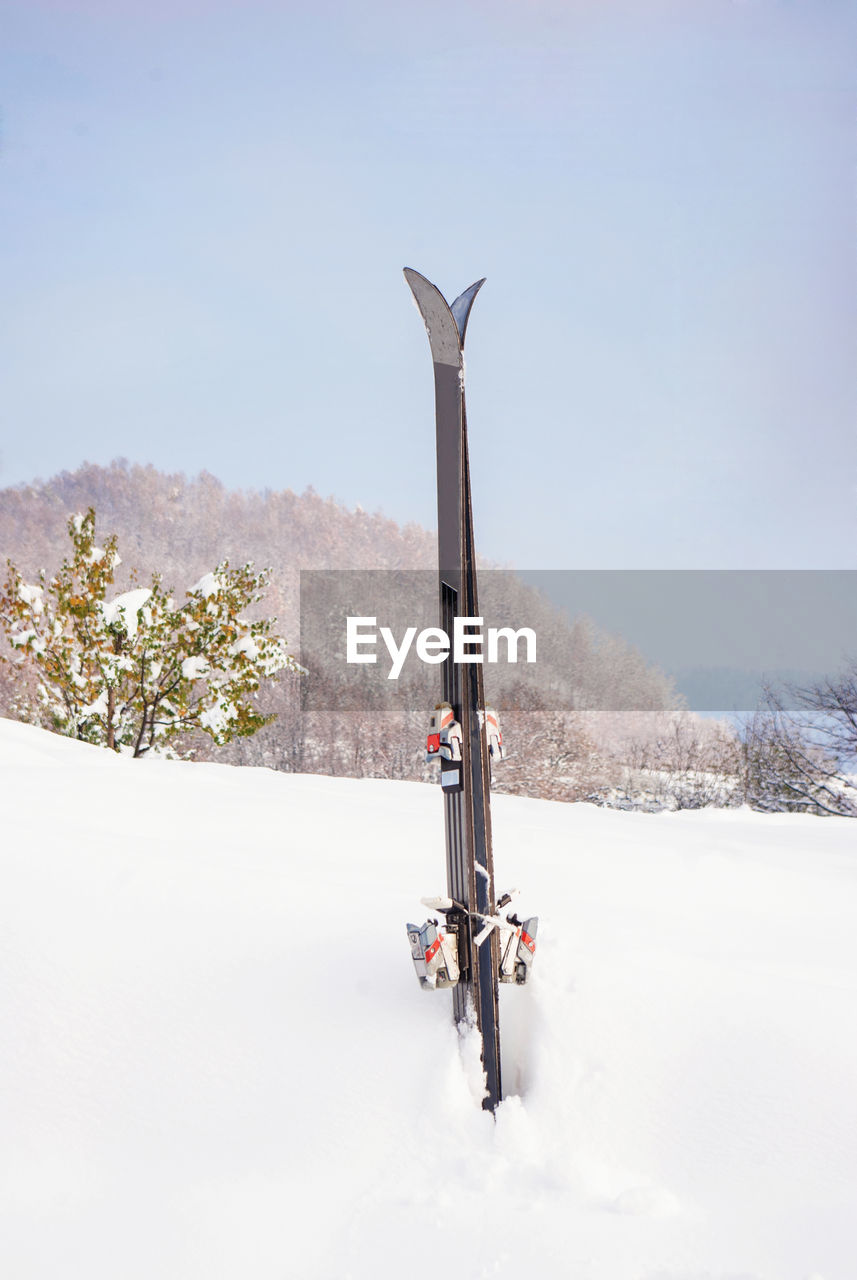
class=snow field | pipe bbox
[1,719,855,1280]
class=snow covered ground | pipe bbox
[2,718,855,1280]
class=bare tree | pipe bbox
[614,711,742,811]
[789,665,857,761]
[741,677,857,817]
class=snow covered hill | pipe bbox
[2,719,855,1280]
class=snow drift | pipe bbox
[1,719,855,1280]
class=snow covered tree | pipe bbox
[0,508,300,756]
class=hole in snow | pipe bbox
[499,983,538,1099]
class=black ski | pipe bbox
[404,267,502,1112]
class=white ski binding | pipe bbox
[497,913,538,984]
[479,705,507,761]
[406,908,462,990]
[408,892,537,989]
[426,702,462,764]
[473,891,538,985]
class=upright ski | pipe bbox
[402,268,502,1110]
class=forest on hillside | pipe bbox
[2,462,853,814]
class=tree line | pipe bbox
[1,462,854,815]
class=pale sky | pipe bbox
[2,0,855,569]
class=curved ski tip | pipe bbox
[402,267,449,310]
[403,266,432,289]
[403,269,486,345]
[403,268,461,366]
[450,278,486,346]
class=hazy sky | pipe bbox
[2,0,855,569]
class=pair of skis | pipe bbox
[403,269,537,1114]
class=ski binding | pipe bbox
[480,705,507,761]
[407,892,537,988]
[425,702,462,764]
[497,914,538,985]
[406,917,462,990]
[426,702,506,772]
